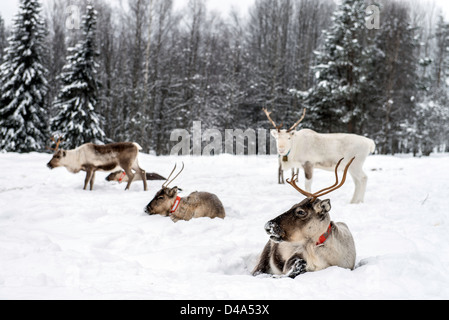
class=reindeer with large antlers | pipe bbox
[264,108,375,203]
[252,158,357,279]
[144,163,226,222]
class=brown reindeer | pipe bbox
[144,163,226,223]
[105,171,166,183]
[47,137,148,191]
[253,158,356,278]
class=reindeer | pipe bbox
[144,163,226,223]
[252,158,357,278]
[264,108,375,203]
[105,171,166,183]
[266,109,306,185]
[46,137,148,191]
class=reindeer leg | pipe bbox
[123,168,135,190]
[291,168,300,182]
[349,163,367,204]
[278,164,284,184]
[252,242,272,276]
[285,256,307,279]
[137,166,147,191]
[84,168,94,191]
[89,171,96,191]
[131,158,148,191]
[303,162,314,192]
[141,169,148,191]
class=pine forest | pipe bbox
[1,0,449,156]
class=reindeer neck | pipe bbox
[316,223,334,247]
[65,149,82,173]
[169,196,182,214]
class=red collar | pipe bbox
[170,196,181,214]
[118,172,126,183]
[316,224,333,246]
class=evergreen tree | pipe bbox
[412,14,449,155]
[369,1,419,154]
[0,15,6,62]
[51,5,106,149]
[0,0,48,152]
[434,15,449,89]
[0,14,5,106]
[305,0,372,134]
[413,91,449,156]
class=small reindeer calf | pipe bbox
[144,163,226,223]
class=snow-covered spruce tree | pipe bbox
[0,15,6,62]
[368,1,419,155]
[51,5,106,149]
[305,0,372,134]
[0,0,49,152]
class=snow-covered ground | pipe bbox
[0,152,448,300]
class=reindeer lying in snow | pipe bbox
[46,137,148,191]
[144,163,226,223]
[253,158,356,279]
[105,171,166,183]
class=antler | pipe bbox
[47,136,64,152]
[263,108,283,132]
[163,162,185,188]
[312,158,345,196]
[286,157,355,201]
[313,157,355,199]
[263,108,306,133]
[287,173,315,199]
[287,108,307,132]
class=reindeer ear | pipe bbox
[320,200,331,213]
[168,187,179,197]
[314,199,331,213]
[271,129,279,138]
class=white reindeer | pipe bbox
[264,109,375,204]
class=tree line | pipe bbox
[1,0,448,155]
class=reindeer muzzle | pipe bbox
[144,205,154,215]
[47,162,54,170]
[265,221,285,243]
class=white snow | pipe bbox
[1,152,449,300]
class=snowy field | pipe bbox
[0,152,449,300]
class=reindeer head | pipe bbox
[145,187,180,216]
[46,137,66,169]
[265,158,354,244]
[105,171,126,182]
[263,108,306,157]
[265,198,332,244]
[144,163,184,216]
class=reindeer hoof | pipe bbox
[287,259,307,279]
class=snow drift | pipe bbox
[0,152,448,300]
